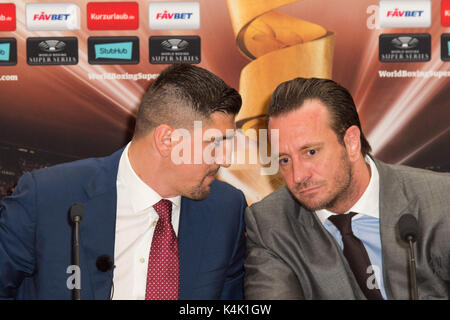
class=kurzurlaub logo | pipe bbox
[88,37,139,65]
[26,3,80,31]
[442,0,450,26]
[0,3,16,31]
[379,0,431,28]
[87,2,139,30]
[149,2,200,30]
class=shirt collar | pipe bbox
[315,156,380,223]
[117,142,181,213]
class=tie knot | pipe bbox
[328,211,358,235]
[153,199,172,221]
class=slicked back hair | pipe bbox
[133,63,242,139]
[267,77,372,157]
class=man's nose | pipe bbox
[214,143,233,168]
[215,152,232,168]
[292,159,311,185]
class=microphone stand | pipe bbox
[73,216,81,300]
[407,235,418,300]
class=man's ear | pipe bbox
[153,124,174,157]
[343,125,362,162]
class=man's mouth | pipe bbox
[296,184,323,195]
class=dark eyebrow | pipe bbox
[275,143,324,158]
[204,133,235,142]
[300,143,323,150]
[275,152,288,158]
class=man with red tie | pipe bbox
[0,63,246,300]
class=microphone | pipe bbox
[96,254,114,272]
[398,214,419,300]
[69,203,84,300]
[96,254,115,300]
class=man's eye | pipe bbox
[308,149,316,156]
[279,158,289,164]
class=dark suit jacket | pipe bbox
[244,159,450,299]
[0,148,246,300]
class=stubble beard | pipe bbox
[294,152,354,212]
[186,168,220,201]
[188,184,211,201]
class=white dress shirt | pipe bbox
[315,156,387,299]
[315,156,380,222]
[112,143,181,300]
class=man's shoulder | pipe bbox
[16,148,124,198]
[249,185,293,211]
[246,186,301,227]
[33,157,99,177]
[209,178,245,202]
[375,159,450,186]
[190,179,246,222]
[203,179,247,212]
[375,159,450,203]
[32,148,123,180]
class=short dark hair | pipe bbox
[134,63,242,139]
[268,77,372,156]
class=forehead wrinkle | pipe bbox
[271,101,335,157]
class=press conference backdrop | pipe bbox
[0,0,449,204]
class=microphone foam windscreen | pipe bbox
[69,203,85,222]
[96,254,114,272]
[398,214,419,243]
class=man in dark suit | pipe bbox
[0,63,247,300]
[244,77,450,299]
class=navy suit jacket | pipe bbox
[0,148,246,300]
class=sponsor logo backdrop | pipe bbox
[0,0,449,203]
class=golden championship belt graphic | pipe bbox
[220,0,335,204]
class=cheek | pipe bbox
[279,166,294,185]
[185,165,208,180]
[310,152,337,179]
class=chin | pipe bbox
[186,186,211,201]
[294,194,330,212]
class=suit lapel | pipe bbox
[79,148,123,300]
[375,159,420,300]
[177,197,214,299]
[283,187,365,299]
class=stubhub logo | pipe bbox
[379,0,431,28]
[0,43,10,61]
[149,2,200,30]
[26,3,80,31]
[0,38,16,65]
[88,36,139,65]
[95,42,132,60]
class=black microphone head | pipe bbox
[398,214,419,243]
[69,203,84,223]
[96,254,114,272]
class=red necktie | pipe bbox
[145,199,179,300]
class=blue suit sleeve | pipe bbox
[219,191,247,300]
[0,172,37,299]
